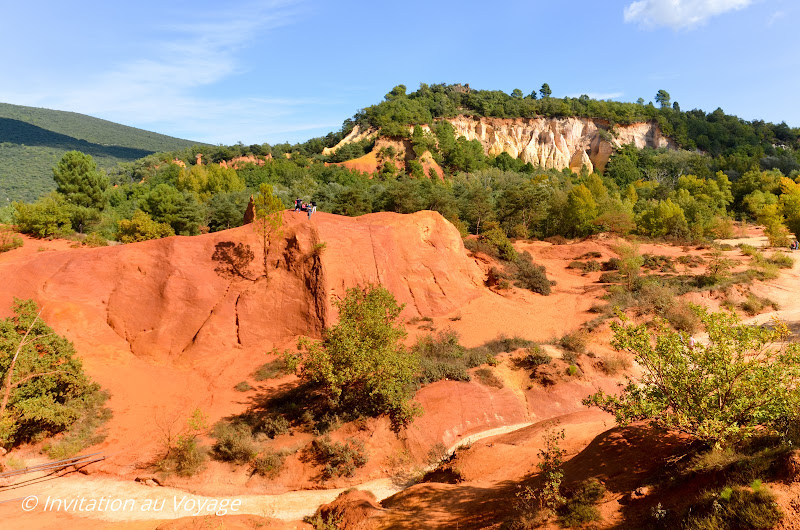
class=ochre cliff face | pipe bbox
[325,117,676,173]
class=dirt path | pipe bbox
[0,421,534,524]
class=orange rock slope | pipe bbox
[0,210,485,469]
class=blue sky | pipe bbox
[2,0,797,145]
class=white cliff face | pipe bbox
[321,125,379,156]
[445,116,675,173]
[324,117,675,173]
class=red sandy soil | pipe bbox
[1,217,799,528]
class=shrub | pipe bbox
[514,252,552,295]
[0,299,107,448]
[598,271,622,283]
[250,449,286,478]
[602,257,621,270]
[522,345,552,368]
[579,251,602,259]
[306,436,368,480]
[415,329,488,384]
[586,309,800,447]
[599,354,630,375]
[558,478,605,527]
[13,193,74,238]
[685,484,782,530]
[481,334,537,354]
[481,226,517,261]
[0,226,23,253]
[234,381,252,392]
[559,330,588,354]
[253,356,291,381]
[117,210,174,243]
[292,285,420,429]
[83,232,108,247]
[664,301,701,333]
[43,390,111,459]
[474,367,504,388]
[566,365,579,377]
[212,422,257,464]
[767,251,794,268]
[255,414,290,439]
[740,294,778,316]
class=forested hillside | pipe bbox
[6,83,800,253]
[0,102,205,202]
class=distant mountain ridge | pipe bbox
[0,102,206,202]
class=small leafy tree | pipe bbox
[537,427,567,513]
[290,285,420,429]
[0,299,105,447]
[13,193,74,238]
[585,309,800,447]
[252,183,285,279]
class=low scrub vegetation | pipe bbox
[304,436,368,480]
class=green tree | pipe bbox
[0,299,105,447]
[291,285,420,429]
[540,83,552,99]
[563,185,598,236]
[142,184,205,235]
[585,309,800,447]
[53,151,108,209]
[655,89,671,109]
[252,183,285,279]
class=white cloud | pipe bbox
[623,0,753,30]
[0,0,326,144]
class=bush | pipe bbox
[664,301,701,333]
[766,251,794,268]
[481,334,537,354]
[558,478,605,527]
[586,309,800,447]
[740,294,778,316]
[0,299,107,448]
[234,381,252,392]
[474,367,504,388]
[522,345,552,368]
[250,450,286,478]
[253,356,291,381]
[0,226,23,252]
[305,436,368,480]
[212,422,257,464]
[83,232,108,247]
[559,330,588,354]
[292,285,420,429]
[117,210,174,243]
[685,484,782,530]
[415,329,489,384]
[43,390,111,459]
[599,354,630,375]
[13,193,74,238]
[255,414,290,439]
[481,226,517,261]
[514,252,552,295]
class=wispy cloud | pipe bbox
[0,0,324,144]
[623,0,753,30]
[767,10,785,25]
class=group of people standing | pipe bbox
[293,198,317,219]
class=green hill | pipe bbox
[0,102,206,202]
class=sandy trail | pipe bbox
[0,421,534,524]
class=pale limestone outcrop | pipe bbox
[326,116,675,173]
[322,125,380,156]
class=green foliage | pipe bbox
[558,478,606,527]
[559,330,588,354]
[0,102,202,203]
[293,285,420,429]
[250,449,286,478]
[0,299,107,448]
[0,226,23,252]
[53,151,108,210]
[156,408,208,477]
[141,183,204,235]
[475,367,504,388]
[685,483,782,530]
[538,427,567,513]
[13,192,73,238]
[253,357,291,381]
[512,251,552,295]
[586,309,800,447]
[252,183,285,278]
[414,329,489,384]
[211,422,257,464]
[305,436,368,480]
[116,210,175,243]
[234,381,252,392]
